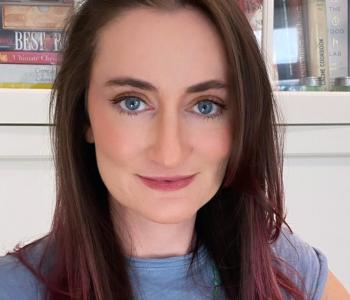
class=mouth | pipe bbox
[136,174,197,191]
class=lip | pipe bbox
[137,174,197,191]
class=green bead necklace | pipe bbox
[212,262,222,299]
[132,262,222,300]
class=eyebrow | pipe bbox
[105,76,227,93]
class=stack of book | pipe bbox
[273,0,349,91]
[0,0,74,88]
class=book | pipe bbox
[326,0,348,85]
[236,0,264,48]
[0,2,72,87]
[0,82,52,88]
[0,63,57,87]
[0,3,73,30]
[0,1,73,3]
[303,0,330,88]
[273,0,306,88]
[0,30,63,52]
[0,50,60,64]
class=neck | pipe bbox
[111,199,197,259]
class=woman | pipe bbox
[0,0,348,299]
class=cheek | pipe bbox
[194,124,232,191]
[89,102,146,165]
[194,125,232,164]
[89,106,147,204]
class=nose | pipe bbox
[148,110,190,168]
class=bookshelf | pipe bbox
[261,0,350,157]
[262,0,350,124]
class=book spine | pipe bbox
[326,0,348,84]
[0,30,63,52]
[273,0,306,86]
[292,0,307,80]
[0,64,57,84]
[0,82,53,88]
[0,1,73,3]
[305,0,330,87]
[0,51,60,64]
[1,3,73,30]
[236,0,246,11]
[237,0,264,47]
[242,0,263,13]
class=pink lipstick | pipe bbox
[137,174,196,191]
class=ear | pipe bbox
[85,126,95,144]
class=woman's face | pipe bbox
[86,7,232,225]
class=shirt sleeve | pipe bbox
[0,254,40,300]
[271,228,329,300]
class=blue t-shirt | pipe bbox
[0,229,328,299]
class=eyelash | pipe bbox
[108,93,227,120]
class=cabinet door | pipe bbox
[284,125,350,292]
[0,126,54,254]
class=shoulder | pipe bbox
[0,238,50,300]
[0,253,40,299]
[271,227,329,300]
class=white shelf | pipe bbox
[0,89,51,124]
[0,89,349,124]
[275,91,350,125]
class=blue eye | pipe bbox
[197,101,214,115]
[111,96,146,115]
[120,96,144,111]
[195,100,224,118]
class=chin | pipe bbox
[146,209,197,225]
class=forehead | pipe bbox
[90,7,228,92]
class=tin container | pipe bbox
[333,77,350,91]
[300,76,324,91]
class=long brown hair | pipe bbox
[9,0,306,299]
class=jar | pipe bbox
[333,77,350,91]
[300,77,324,91]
